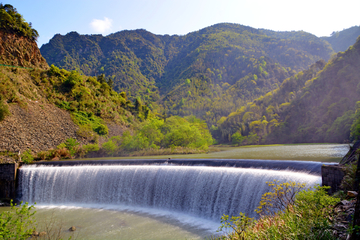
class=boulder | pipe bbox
[347,191,358,198]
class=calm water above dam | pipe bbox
[98,143,349,162]
[17,144,347,239]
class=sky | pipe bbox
[6,0,360,47]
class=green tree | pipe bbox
[231,132,244,145]
[0,4,39,40]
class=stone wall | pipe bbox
[0,163,18,199]
[322,164,345,194]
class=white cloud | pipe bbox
[90,17,113,33]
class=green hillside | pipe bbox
[0,4,215,159]
[322,26,360,52]
[40,23,335,125]
[218,36,360,144]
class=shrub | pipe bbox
[217,182,339,240]
[218,212,255,240]
[36,151,51,161]
[0,200,36,239]
[102,139,118,156]
[53,148,72,159]
[83,143,100,153]
[21,149,34,164]
[71,111,108,136]
[255,180,307,216]
[94,124,108,135]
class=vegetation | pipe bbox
[217,36,360,145]
[21,149,34,164]
[0,4,39,40]
[0,95,9,121]
[217,182,339,240]
[103,116,213,156]
[0,200,36,239]
[39,23,360,146]
[40,23,337,127]
[322,26,360,52]
[2,2,360,159]
[28,115,213,160]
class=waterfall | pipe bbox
[18,164,321,222]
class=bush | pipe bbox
[94,124,108,135]
[218,212,255,240]
[255,180,307,216]
[102,139,118,155]
[0,200,36,239]
[21,149,34,164]
[217,182,340,240]
[83,143,100,153]
[71,111,108,136]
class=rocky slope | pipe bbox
[0,100,79,153]
[0,31,48,69]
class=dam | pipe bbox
[17,159,322,225]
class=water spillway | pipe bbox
[18,163,321,225]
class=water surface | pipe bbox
[83,143,349,162]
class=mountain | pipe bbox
[0,4,143,155]
[218,36,360,144]
[321,26,360,52]
[40,23,335,125]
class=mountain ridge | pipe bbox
[40,23,337,125]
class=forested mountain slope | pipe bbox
[322,26,360,52]
[40,23,335,125]
[218,36,360,144]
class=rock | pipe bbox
[69,226,76,231]
[347,191,358,197]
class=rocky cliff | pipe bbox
[0,31,48,69]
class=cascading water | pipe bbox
[18,164,321,226]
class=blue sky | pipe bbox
[6,0,360,47]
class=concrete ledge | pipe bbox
[321,164,345,194]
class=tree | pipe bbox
[0,4,39,40]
